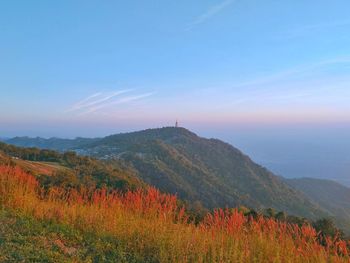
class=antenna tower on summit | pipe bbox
[175,120,179,128]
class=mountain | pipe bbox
[70,127,325,219]
[4,127,327,220]
[285,177,350,231]
[5,136,98,152]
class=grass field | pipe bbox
[1,164,349,262]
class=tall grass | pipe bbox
[0,165,349,262]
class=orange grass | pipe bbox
[0,165,349,262]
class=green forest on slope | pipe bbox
[72,127,325,219]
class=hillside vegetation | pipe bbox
[0,164,349,262]
[7,128,350,232]
[0,142,144,191]
[73,127,324,219]
[286,177,350,232]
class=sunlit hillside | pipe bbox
[0,165,349,262]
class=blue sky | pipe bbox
[1,0,350,137]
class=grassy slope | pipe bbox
[12,159,69,176]
[1,165,349,263]
[0,209,141,263]
[0,142,145,191]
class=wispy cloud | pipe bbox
[186,0,235,30]
[278,20,350,40]
[82,92,154,115]
[66,92,102,112]
[230,56,350,89]
[66,90,132,113]
[221,56,350,106]
[229,91,313,106]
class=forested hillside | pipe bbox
[285,177,350,231]
[71,127,325,219]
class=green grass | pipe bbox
[0,209,144,263]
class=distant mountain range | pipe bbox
[5,127,350,231]
[5,136,99,151]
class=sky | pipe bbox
[1,0,350,138]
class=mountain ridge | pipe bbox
[3,127,333,221]
[5,136,99,152]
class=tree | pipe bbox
[313,218,343,239]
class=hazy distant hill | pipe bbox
[285,177,350,231]
[5,136,98,152]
